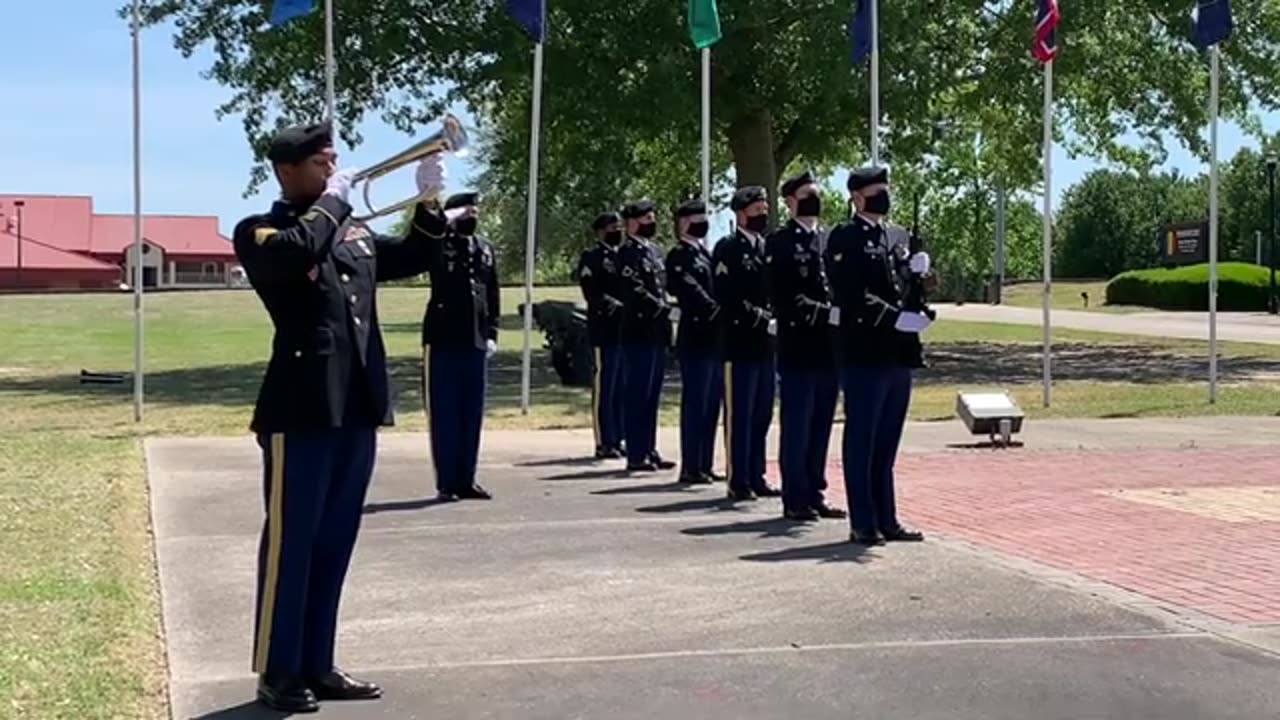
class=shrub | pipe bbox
[1105,262,1273,310]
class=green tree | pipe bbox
[1220,136,1280,265]
[1054,169,1206,278]
[137,0,1280,277]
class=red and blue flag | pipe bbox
[1033,0,1060,63]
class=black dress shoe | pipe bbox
[881,525,925,542]
[435,491,459,503]
[257,674,320,713]
[784,507,820,522]
[679,472,713,485]
[812,504,848,519]
[751,484,782,498]
[849,530,885,546]
[649,453,677,470]
[705,471,727,483]
[455,485,493,500]
[595,446,616,460]
[627,461,658,472]
[726,487,757,501]
[306,668,382,701]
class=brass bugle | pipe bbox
[351,114,468,221]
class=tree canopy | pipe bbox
[137,0,1280,276]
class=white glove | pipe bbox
[767,318,778,336]
[669,307,682,322]
[485,339,497,359]
[415,154,446,197]
[894,311,933,334]
[828,306,841,327]
[909,251,931,275]
[323,168,357,201]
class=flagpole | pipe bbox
[324,0,336,120]
[131,0,144,423]
[1208,44,1220,403]
[1041,57,1053,408]
[519,39,545,414]
[700,47,711,200]
[869,0,879,165]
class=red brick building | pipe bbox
[0,194,238,291]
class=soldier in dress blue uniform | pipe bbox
[824,166,931,546]
[617,200,677,472]
[576,211,628,460]
[664,198,724,485]
[420,191,500,502]
[766,170,848,521]
[713,186,782,501]
[232,121,444,712]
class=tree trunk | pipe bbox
[727,111,779,229]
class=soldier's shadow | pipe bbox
[188,701,289,719]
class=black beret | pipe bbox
[621,200,656,219]
[847,166,889,192]
[591,211,621,230]
[266,121,333,164]
[675,199,706,218]
[444,192,479,210]
[730,185,767,211]
[780,170,817,198]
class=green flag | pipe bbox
[689,0,722,49]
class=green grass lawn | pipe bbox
[4,286,1280,718]
[1000,278,1157,313]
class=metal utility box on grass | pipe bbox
[956,391,1025,446]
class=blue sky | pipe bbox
[2,1,1275,239]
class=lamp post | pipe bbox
[1268,154,1277,314]
[13,200,24,289]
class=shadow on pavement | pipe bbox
[514,456,602,468]
[681,517,813,539]
[363,497,455,514]
[635,496,743,514]
[740,540,875,564]
[539,467,634,481]
[188,701,289,720]
[590,482,701,496]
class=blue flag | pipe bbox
[270,0,315,26]
[849,0,873,65]
[1192,0,1233,48]
[508,0,546,43]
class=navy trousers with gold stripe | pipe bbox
[426,346,488,494]
[253,428,376,677]
[779,367,838,512]
[678,349,722,477]
[723,357,775,494]
[592,344,626,452]
[624,343,665,466]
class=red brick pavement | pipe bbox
[795,447,1280,625]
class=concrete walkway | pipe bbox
[945,304,1280,344]
[148,418,1280,719]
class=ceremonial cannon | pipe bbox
[518,300,595,388]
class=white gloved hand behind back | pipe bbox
[485,339,498,359]
[323,168,357,201]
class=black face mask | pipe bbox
[795,194,822,218]
[603,230,623,245]
[637,222,657,238]
[453,217,478,236]
[863,190,891,216]
[686,221,709,239]
[745,214,769,233]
